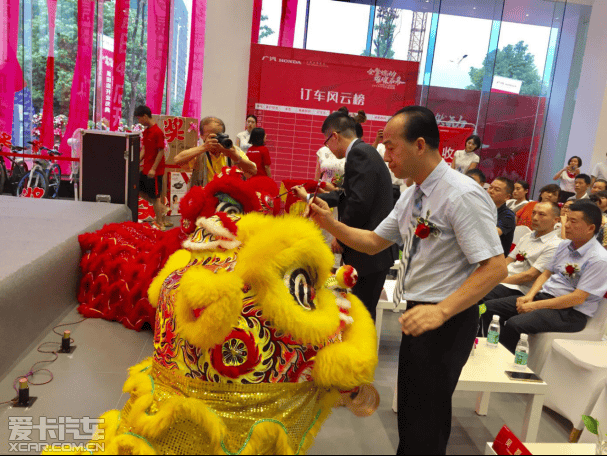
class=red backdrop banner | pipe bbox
[247,44,419,183]
[40,0,58,147]
[110,0,129,131]
[182,0,206,120]
[278,0,298,47]
[59,0,95,172]
[147,0,171,115]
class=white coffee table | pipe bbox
[392,338,548,442]
[484,442,596,455]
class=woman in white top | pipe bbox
[451,135,481,174]
[235,114,257,153]
[315,146,344,191]
[553,156,581,202]
[506,180,530,213]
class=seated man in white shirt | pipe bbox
[480,201,562,305]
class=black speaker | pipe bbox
[80,131,140,222]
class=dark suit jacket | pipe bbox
[318,139,395,276]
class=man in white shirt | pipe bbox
[306,106,506,455]
[567,174,591,201]
[481,202,562,305]
[591,153,607,186]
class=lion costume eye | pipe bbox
[215,192,244,215]
[285,268,316,311]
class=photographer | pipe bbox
[174,116,257,187]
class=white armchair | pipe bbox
[540,340,607,442]
[528,297,607,374]
[579,378,607,444]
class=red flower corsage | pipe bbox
[564,263,580,278]
[516,252,528,262]
[415,211,441,240]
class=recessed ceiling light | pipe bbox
[526,14,529,17]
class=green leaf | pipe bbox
[582,415,599,435]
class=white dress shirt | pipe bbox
[503,230,562,295]
[375,160,503,302]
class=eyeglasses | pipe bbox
[323,131,340,147]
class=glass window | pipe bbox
[259,0,281,46]
[304,0,371,56]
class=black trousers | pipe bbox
[481,292,588,353]
[352,268,390,321]
[478,285,524,336]
[397,304,478,455]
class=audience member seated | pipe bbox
[591,153,607,186]
[556,200,574,239]
[480,202,562,306]
[589,191,607,248]
[236,114,257,153]
[553,156,582,202]
[568,174,591,201]
[591,178,607,194]
[481,201,607,353]
[517,184,561,229]
[507,180,530,213]
[488,177,516,256]
[465,168,486,187]
[451,135,482,174]
[246,127,272,178]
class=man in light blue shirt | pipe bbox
[306,106,507,455]
[482,201,607,353]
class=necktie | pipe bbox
[393,185,424,306]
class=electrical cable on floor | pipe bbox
[0,317,87,407]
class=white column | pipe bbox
[565,0,607,173]
[200,0,254,138]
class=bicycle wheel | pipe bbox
[17,170,48,198]
[46,164,61,199]
[0,163,6,194]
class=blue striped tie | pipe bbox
[393,185,424,306]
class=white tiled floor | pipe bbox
[0,304,571,455]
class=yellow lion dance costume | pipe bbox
[48,173,378,455]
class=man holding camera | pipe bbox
[174,116,257,187]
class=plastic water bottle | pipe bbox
[487,315,500,348]
[514,334,530,370]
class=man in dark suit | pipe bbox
[294,111,395,320]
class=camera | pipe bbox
[215,133,233,150]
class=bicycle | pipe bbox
[0,145,29,196]
[17,144,62,199]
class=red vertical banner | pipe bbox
[182,0,206,120]
[251,0,263,45]
[0,0,19,136]
[147,0,171,114]
[40,0,58,147]
[278,0,298,47]
[110,0,129,131]
[60,0,95,161]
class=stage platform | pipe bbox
[0,196,131,379]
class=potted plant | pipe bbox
[582,415,606,455]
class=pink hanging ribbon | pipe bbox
[278,0,298,47]
[0,0,19,136]
[59,0,95,160]
[147,0,171,115]
[251,0,263,45]
[110,0,129,131]
[40,0,58,147]
[182,0,206,120]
